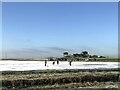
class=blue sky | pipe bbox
[2,2,118,58]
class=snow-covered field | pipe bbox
[0,60,119,71]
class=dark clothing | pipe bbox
[94,58,96,61]
[45,60,47,66]
[57,60,59,65]
[53,61,55,65]
[69,61,72,66]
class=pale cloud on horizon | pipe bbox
[1,45,118,58]
[1,46,74,58]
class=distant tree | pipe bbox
[92,55,98,58]
[66,54,74,61]
[89,55,92,58]
[63,52,69,57]
[99,56,106,58]
[81,51,88,55]
[81,51,89,58]
[73,53,81,57]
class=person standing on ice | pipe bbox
[45,60,47,66]
[57,60,59,65]
[53,61,55,65]
[69,60,72,66]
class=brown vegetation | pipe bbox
[1,71,119,89]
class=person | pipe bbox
[57,60,59,65]
[45,60,47,66]
[53,61,55,65]
[94,58,96,61]
[69,60,72,66]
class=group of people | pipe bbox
[44,60,72,66]
[52,60,59,65]
[44,60,60,66]
[45,58,97,66]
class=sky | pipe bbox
[2,2,118,58]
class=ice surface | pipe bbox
[0,60,119,71]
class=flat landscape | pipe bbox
[1,71,120,90]
[0,60,120,90]
[0,60,119,71]
[2,1,119,90]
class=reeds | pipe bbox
[1,72,119,89]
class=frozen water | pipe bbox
[0,60,119,71]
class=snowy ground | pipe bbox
[0,60,119,71]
